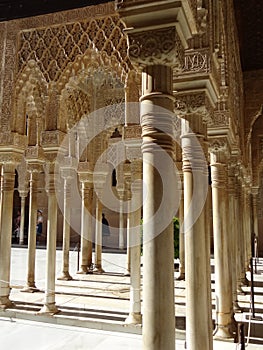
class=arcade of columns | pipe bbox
[0,1,261,350]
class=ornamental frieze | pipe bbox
[124,125,142,139]
[0,132,27,149]
[41,130,65,147]
[25,145,46,162]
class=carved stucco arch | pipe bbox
[13,60,48,136]
[256,158,263,188]
[247,104,263,147]
[57,48,129,165]
[247,104,263,186]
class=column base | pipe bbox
[77,265,88,274]
[0,296,15,309]
[21,286,40,293]
[241,276,249,286]
[57,272,73,281]
[125,312,142,325]
[93,265,105,274]
[213,325,234,339]
[233,300,242,313]
[38,303,59,315]
[176,273,185,281]
[77,266,93,274]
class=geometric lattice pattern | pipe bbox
[17,15,131,82]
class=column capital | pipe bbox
[128,26,184,70]
[60,166,76,181]
[44,161,57,194]
[209,138,229,163]
[25,145,46,163]
[251,186,259,196]
[1,163,16,191]
[175,90,213,125]
[27,163,43,174]
[0,153,22,167]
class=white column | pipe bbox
[141,65,175,350]
[58,171,74,281]
[125,161,142,324]
[23,169,39,291]
[125,194,131,276]
[119,196,125,249]
[0,163,16,308]
[181,116,212,350]
[210,150,234,338]
[228,163,241,312]
[93,197,104,273]
[19,192,27,245]
[252,188,259,257]
[177,188,185,280]
[39,164,58,314]
[236,180,247,289]
[78,182,93,274]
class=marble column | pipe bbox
[210,149,234,338]
[18,191,27,245]
[0,163,16,308]
[240,184,249,284]
[228,164,240,312]
[93,197,104,273]
[177,182,185,280]
[252,187,259,257]
[181,115,212,350]
[58,169,75,280]
[236,180,247,289]
[141,65,176,350]
[125,160,142,324]
[244,186,252,267]
[125,189,131,276]
[118,190,125,250]
[77,181,93,274]
[23,169,40,292]
[39,163,59,314]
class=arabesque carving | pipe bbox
[17,15,131,84]
[128,27,184,70]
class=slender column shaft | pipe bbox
[125,199,131,275]
[236,183,246,288]
[241,188,249,281]
[126,163,142,324]
[0,164,16,308]
[94,197,104,272]
[39,169,58,314]
[58,176,72,280]
[119,199,124,249]
[178,190,185,279]
[19,196,26,245]
[78,183,93,273]
[205,181,213,349]
[141,65,175,350]
[182,129,211,350]
[252,190,259,257]
[211,156,234,338]
[244,188,252,266]
[203,147,213,349]
[229,190,239,310]
[25,171,38,290]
